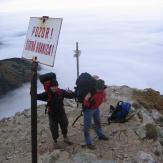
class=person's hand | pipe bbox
[66,88,73,93]
[84,92,91,100]
[30,87,31,95]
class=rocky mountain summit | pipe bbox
[0,57,40,97]
[0,86,163,163]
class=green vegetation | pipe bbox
[133,88,163,113]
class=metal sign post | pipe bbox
[23,16,62,163]
[74,42,81,108]
[74,42,81,78]
[30,57,38,163]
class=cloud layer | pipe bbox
[0,0,163,117]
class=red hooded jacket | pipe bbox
[83,90,106,109]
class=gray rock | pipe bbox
[156,126,163,139]
[22,109,31,118]
[153,141,163,157]
[134,151,156,163]
[58,151,70,160]
[73,152,116,163]
[138,109,154,125]
[42,150,61,163]
[56,152,117,163]
[145,123,157,140]
[56,160,73,163]
[151,110,163,119]
[64,99,76,108]
[93,161,116,163]
[72,152,97,163]
[135,123,158,140]
[150,110,163,122]
[156,126,163,146]
[135,126,146,139]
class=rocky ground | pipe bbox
[0,86,163,163]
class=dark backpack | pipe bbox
[75,72,97,103]
[96,79,107,91]
[108,101,131,123]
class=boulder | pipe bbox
[138,108,154,125]
[55,152,116,163]
[135,126,146,140]
[156,126,163,145]
[42,150,61,163]
[150,110,163,123]
[145,123,157,140]
[134,151,156,163]
[72,152,97,163]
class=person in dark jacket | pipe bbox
[37,79,75,148]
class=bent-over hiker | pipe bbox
[37,79,75,148]
[83,84,108,150]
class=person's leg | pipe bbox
[83,109,93,145]
[48,113,59,142]
[59,112,72,144]
[59,112,68,137]
[93,108,108,140]
[93,108,103,137]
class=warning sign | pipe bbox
[22,17,62,67]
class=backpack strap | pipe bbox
[117,101,123,107]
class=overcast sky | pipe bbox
[0,0,163,91]
[0,0,162,22]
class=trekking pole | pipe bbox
[31,56,38,163]
[72,110,83,127]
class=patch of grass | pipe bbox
[133,88,163,112]
[145,123,158,141]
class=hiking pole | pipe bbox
[72,110,83,127]
[31,56,38,163]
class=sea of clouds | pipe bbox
[0,0,163,118]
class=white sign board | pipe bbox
[22,17,62,67]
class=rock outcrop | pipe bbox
[0,86,163,163]
[0,57,41,97]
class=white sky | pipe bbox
[0,0,163,19]
[0,0,163,92]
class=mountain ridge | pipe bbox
[0,85,163,163]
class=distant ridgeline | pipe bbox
[0,58,41,97]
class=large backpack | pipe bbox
[75,72,97,103]
[96,79,107,91]
[108,101,131,123]
[39,72,56,92]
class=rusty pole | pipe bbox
[31,57,38,163]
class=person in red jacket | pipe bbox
[37,79,75,148]
[83,80,108,150]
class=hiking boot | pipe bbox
[99,135,109,141]
[53,142,60,149]
[64,137,73,145]
[87,144,96,150]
